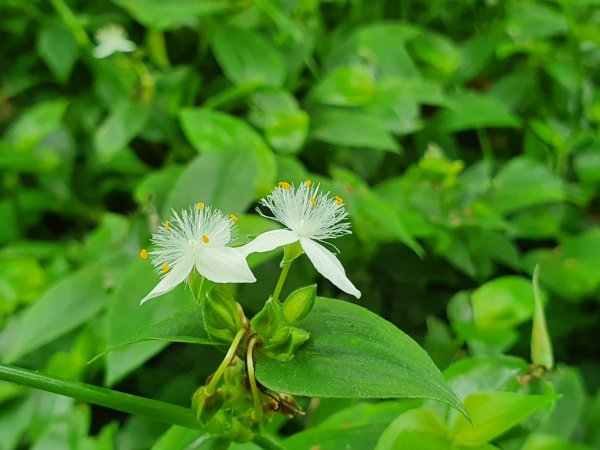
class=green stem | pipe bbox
[272,262,291,303]
[203,80,262,110]
[207,328,246,391]
[246,336,262,418]
[0,364,201,429]
[48,0,90,46]
[252,434,287,450]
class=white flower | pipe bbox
[93,25,136,59]
[140,204,255,304]
[240,181,361,299]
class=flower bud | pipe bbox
[191,386,228,425]
[203,285,243,343]
[282,284,316,324]
[250,299,287,345]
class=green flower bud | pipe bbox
[282,284,316,324]
[251,299,287,345]
[203,285,243,343]
[191,385,228,426]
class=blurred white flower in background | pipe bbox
[93,25,136,59]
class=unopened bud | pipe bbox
[282,284,316,324]
[204,285,243,343]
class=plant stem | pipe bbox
[272,262,291,303]
[246,336,262,417]
[0,364,202,429]
[207,328,246,391]
[48,0,90,46]
[252,434,287,450]
[203,80,262,110]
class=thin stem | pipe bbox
[246,336,262,417]
[48,0,90,46]
[207,328,246,391]
[252,434,287,450]
[0,364,202,429]
[203,80,262,110]
[272,262,291,303]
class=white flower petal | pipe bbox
[195,247,256,284]
[140,256,193,305]
[238,229,299,257]
[300,238,361,299]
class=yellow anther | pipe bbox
[335,195,345,206]
[162,264,170,273]
[164,220,170,231]
[278,181,291,190]
[305,179,312,187]
[139,249,148,260]
[310,198,317,206]
[202,234,210,243]
[197,201,205,210]
[230,214,239,222]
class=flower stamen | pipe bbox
[305,179,312,187]
[198,201,205,210]
[162,264,170,273]
[139,248,148,260]
[202,234,210,243]
[229,214,239,222]
[335,195,345,206]
[278,181,291,190]
[310,198,317,206]
[164,220,170,231]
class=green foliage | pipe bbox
[1,0,600,447]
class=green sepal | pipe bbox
[203,285,242,344]
[260,327,310,361]
[281,241,304,267]
[282,284,316,324]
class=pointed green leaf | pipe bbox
[255,297,466,416]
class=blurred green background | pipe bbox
[1,0,600,448]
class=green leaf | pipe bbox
[152,426,231,450]
[435,93,520,132]
[471,276,539,331]
[94,101,150,162]
[451,391,553,445]
[3,264,108,363]
[113,0,229,30]
[354,22,420,78]
[179,108,276,197]
[211,27,285,88]
[105,260,196,386]
[522,433,596,450]
[375,409,450,450]
[444,356,528,401]
[91,303,218,363]
[163,151,255,216]
[285,401,420,450]
[37,24,79,83]
[311,109,399,152]
[249,89,309,155]
[310,66,376,106]
[489,157,564,215]
[411,32,461,76]
[6,99,69,152]
[255,297,467,416]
